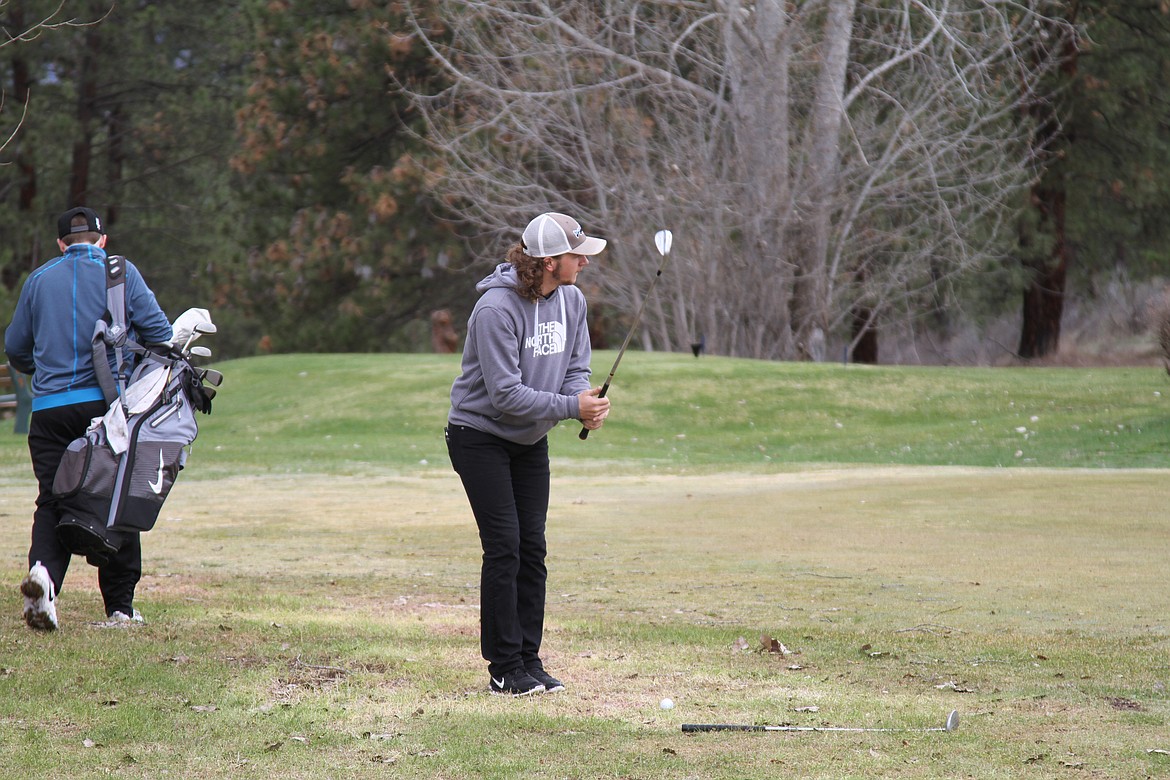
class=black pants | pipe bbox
[28,401,141,616]
[446,425,551,678]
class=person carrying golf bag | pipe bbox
[4,207,208,631]
[52,305,216,571]
[446,212,610,696]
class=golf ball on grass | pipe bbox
[660,698,674,710]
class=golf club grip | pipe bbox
[682,724,767,733]
[578,383,611,440]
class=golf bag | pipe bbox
[52,255,217,566]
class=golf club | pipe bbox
[178,321,217,354]
[681,709,960,734]
[198,368,224,387]
[579,228,673,441]
[188,346,212,358]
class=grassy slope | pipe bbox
[0,353,1167,779]
[4,351,1156,477]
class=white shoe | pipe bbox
[20,563,58,631]
[98,609,145,628]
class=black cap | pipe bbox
[57,207,105,239]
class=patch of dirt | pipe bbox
[1105,697,1144,712]
[136,572,216,602]
[1011,349,1162,368]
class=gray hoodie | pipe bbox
[448,263,593,445]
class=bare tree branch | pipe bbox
[0,1,109,155]
[0,87,30,156]
[401,0,1072,360]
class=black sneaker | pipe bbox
[526,664,565,693]
[489,669,546,697]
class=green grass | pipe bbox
[5,351,1157,477]
[0,353,1167,778]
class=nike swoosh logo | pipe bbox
[148,450,166,495]
[492,676,505,689]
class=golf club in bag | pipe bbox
[52,255,221,566]
[580,229,673,440]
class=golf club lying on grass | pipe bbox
[682,709,960,734]
[580,228,674,440]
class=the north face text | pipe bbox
[525,321,566,357]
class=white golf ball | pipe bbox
[660,698,674,710]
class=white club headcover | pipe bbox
[171,308,214,347]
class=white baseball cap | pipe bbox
[521,212,607,258]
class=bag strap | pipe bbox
[92,255,130,407]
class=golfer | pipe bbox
[5,207,172,630]
[446,212,610,696]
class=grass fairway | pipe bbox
[1,353,1168,778]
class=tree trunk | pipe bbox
[1017,5,1079,360]
[850,266,878,363]
[106,102,125,228]
[70,23,103,207]
[850,308,878,364]
[1018,187,1068,358]
[727,0,795,358]
[793,0,856,354]
[5,2,39,287]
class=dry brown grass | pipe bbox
[2,467,1167,778]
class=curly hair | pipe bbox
[506,243,547,302]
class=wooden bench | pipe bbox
[0,363,17,411]
[0,363,33,433]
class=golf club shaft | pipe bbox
[682,724,773,732]
[682,710,958,734]
[579,267,667,441]
[683,724,941,733]
[598,275,659,390]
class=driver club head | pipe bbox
[655,229,673,257]
[188,346,212,358]
[178,320,218,352]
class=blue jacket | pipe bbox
[4,243,172,411]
